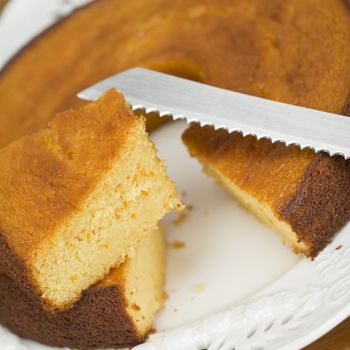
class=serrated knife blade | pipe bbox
[78,68,350,159]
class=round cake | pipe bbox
[1,0,350,348]
[1,0,350,146]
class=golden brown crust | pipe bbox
[183,124,316,212]
[183,125,350,257]
[0,227,166,349]
[277,63,350,256]
[179,0,350,257]
[0,0,8,13]
[0,88,136,254]
[0,89,139,305]
[0,274,144,349]
[342,91,350,117]
[279,154,350,257]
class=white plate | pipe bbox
[1,1,350,349]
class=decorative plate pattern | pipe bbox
[134,238,350,350]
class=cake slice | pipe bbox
[183,124,350,257]
[0,89,181,310]
[0,227,166,349]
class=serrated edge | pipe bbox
[131,104,349,160]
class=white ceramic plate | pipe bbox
[1,1,350,349]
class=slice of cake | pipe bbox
[183,124,350,257]
[0,227,166,349]
[0,89,181,310]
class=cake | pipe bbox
[0,88,181,310]
[1,1,350,258]
[183,126,350,257]
[0,227,166,349]
[0,0,8,13]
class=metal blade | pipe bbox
[78,68,350,159]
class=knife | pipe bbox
[78,68,350,159]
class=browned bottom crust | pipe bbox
[0,274,143,350]
[0,225,166,349]
[0,0,8,12]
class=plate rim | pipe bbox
[134,229,350,350]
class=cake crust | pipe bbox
[183,124,350,257]
[0,89,137,258]
[0,277,141,349]
[279,153,350,257]
[0,89,137,306]
[0,227,166,349]
[1,0,350,145]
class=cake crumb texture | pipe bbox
[0,228,166,349]
[0,89,181,309]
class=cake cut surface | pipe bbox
[0,89,181,309]
[183,125,350,257]
[0,228,166,350]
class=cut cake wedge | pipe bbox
[183,124,350,257]
[0,227,166,349]
[0,89,181,310]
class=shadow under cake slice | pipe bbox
[0,89,181,310]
